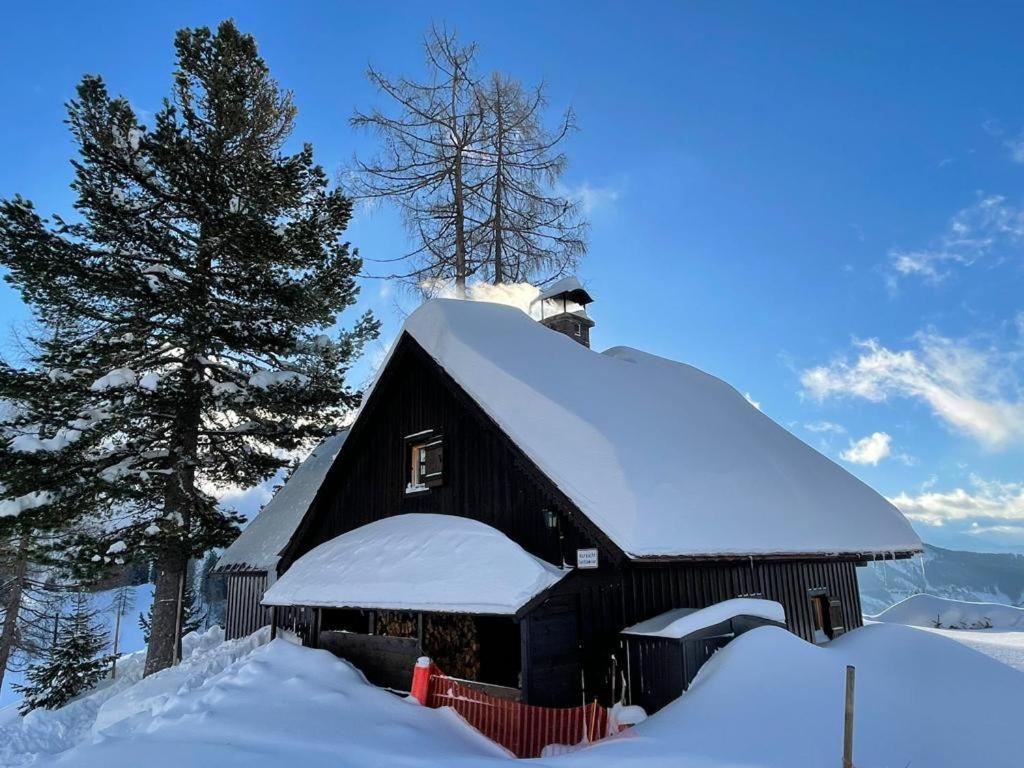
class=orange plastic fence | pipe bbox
[425,667,611,759]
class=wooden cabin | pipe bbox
[215,431,348,640]
[218,282,921,708]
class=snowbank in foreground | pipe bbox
[869,593,1024,629]
[37,639,507,768]
[16,621,1024,768]
[552,623,1024,768]
[0,626,267,768]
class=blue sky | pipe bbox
[2,2,1024,553]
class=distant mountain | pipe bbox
[858,543,1024,616]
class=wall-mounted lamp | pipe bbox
[543,508,559,530]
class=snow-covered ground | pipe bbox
[0,625,265,767]
[919,625,1024,673]
[869,592,1024,629]
[2,619,1022,767]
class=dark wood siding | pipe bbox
[551,559,864,704]
[225,571,315,641]
[619,560,863,643]
[225,571,269,640]
[520,595,581,707]
[284,336,607,572]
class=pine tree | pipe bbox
[0,20,377,676]
[0,394,84,693]
[197,551,226,628]
[13,590,113,713]
[138,576,204,644]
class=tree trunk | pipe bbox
[144,548,188,676]
[0,535,29,693]
[492,87,504,285]
[453,148,468,297]
[143,397,201,677]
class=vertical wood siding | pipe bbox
[284,337,604,571]
[225,572,269,640]
[224,571,315,641]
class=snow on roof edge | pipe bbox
[216,431,349,573]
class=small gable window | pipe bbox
[406,431,443,493]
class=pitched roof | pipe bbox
[262,513,567,614]
[216,431,349,572]
[400,299,921,559]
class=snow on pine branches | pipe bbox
[0,20,378,675]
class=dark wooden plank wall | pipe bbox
[619,559,863,643]
[319,632,420,691]
[519,595,581,707]
[225,571,314,641]
[555,559,863,703]
[225,571,269,640]
[286,338,603,571]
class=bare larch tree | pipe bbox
[351,27,486,296]
[473,73,585,284]
[351,27,586,293]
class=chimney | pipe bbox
[533,277,595,347]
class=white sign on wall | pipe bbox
[576,548,599,569]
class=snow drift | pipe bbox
[869,593,1024,629]
[7,621,1024,767]
[0,626,266,768]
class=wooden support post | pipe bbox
[172,570,185,665]
[417,612,424,653]
[270,606,277,640]
[843,664,855,768]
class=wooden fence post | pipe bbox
[843,664,855,768]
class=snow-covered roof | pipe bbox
[216,431,349,572]
[533,276,592,305]
[399,299,921,559]
[262,513,567,614]
[622,598,786,639]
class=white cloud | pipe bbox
[840,432,892,465]
[557,181,621,215]
[804,421,846,434]
[889,476,1024,528]
[1006,132,1024,164]
[744,392,761,410]
[888,195,1024,284]
[802,332,1024,448]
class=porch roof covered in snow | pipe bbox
[216,431,349,573]
[622,599,787,639]
[386,299,921,560]
[262,513,568,615]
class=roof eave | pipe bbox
[626,547,923,564]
